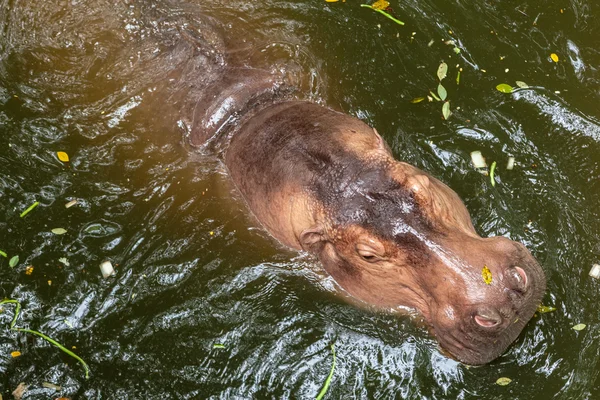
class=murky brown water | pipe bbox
[1,0,600,398]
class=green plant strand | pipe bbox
[20,201,39,218]
[0,299,90,379]
[490,161,497,187]
[360,5,405,26]
[315,344,336,400]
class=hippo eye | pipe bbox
[356,240,386,263]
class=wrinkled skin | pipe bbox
[188,17,546,366]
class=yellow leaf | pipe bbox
[57,151,70,162]
[496,377,512,386]
[550,53,559,62]
[482,265,492,285]
[372,0,390,10]
[11,351,21,357]
[25,266,34,275]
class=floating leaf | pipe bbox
[430,91,441,102]
[371,0,389,10]
[537,305,556,314]
[572,323,586,331]
[51,228,67,235]
[0,250,7,258]
[9,255,19,268]
[496,377,512,386]
[57,151,70,162]
[316,344,336,400]
[442,101,451,120]
[437,84,447,101]
[550,53,559,62]
[11,351,21,357]
[213,344,226,349]
[496,84,514,93]
[453,47,461,54]
[490,161,497,187]
[515,81,529,88]
[411,97,426,104]
[437,62,448,81]
[482,265,492,285]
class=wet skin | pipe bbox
[188,20,546,366]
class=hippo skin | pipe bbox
[188,15,546,366]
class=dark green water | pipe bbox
[1,0,599,398]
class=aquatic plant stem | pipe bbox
[0,299,90,379]
[315,344,336,400]
[360,4,405,25]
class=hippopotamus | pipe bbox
[185,14,546,365]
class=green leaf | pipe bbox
[9,255,19,268]
[20,201,39,218]
[430,91,441,102]
[316,344,336,400]
[496,83,514,93]
[442,101,451,120]
[573,323,586,331]
[453,47,461,54]
[490,161,497,187]
[51,228,67,235]
[437,62,448,81]
[0,250,7,258]
[437,84,447,101]
[496,377,512,386]
[213,344,226,349]
[537,305,556,314]
[515,81,529,88]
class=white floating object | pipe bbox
[65,199,78,208]
[470,151,488,169]
[589,264,600,279]
[100,260,116,278]
[506,156,515,170]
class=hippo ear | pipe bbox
[372,128,392,154]
[299,225,326,252]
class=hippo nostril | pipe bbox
[507,266,528,293]
[474,308,503,328]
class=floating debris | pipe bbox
[572,323,586,331]
[65,199,79,208]
[506,156,515,170]
[537,305,556,314]
[496,377,512,386]
[589,264,600,279]
[550,53,559,62]
[51,228,67,235]
[20,201,39,218]
[470,151,488,169]
[100,260,116,278]
[42,382,62,391]
[490,161,497,187]
[57,151,70,162]
[515,81,529,88]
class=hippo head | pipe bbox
[300,151,546,365]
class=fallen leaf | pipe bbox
[537,305,556,313]
[496,377,512,386]
[482,265,492,285]
[11,351,21,357]
[372,0,389,10]
[515,81,529,88]
[9,255,19,268]
[437,62,448,81]
[550,53,559,62]
[411,97,426,104]
[437,84,447,101]
[51,228,67,235]
[442,101,451,120]
[496,83,514,93]
[572,323,586,331]
[12,382,28,400]
[57,151,70,162]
